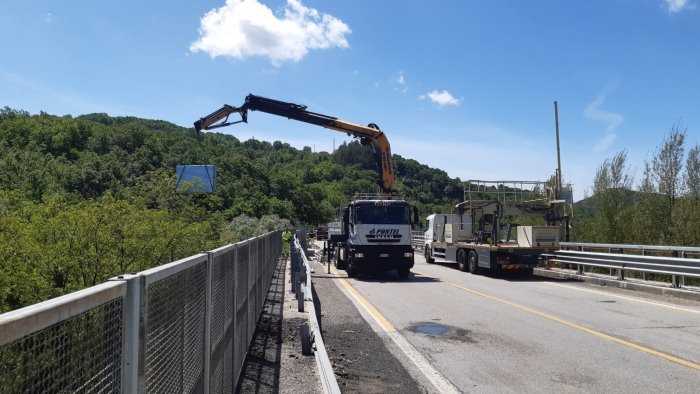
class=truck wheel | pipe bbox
[468,250,480,275]
[333,247,345,269]
[397,267,410,279]
[457,249,468,272]
[346,259,358,278]
[424,245,435,264]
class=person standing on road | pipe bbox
[282,229,292,256]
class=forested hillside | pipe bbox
[4,107,697,312]
[0,107,462,311]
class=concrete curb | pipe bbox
[534,268,700,301]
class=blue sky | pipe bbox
[2,0,699,201]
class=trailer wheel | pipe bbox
[468,250,480,275]
[457,249,468,272]
[424,245,434,264]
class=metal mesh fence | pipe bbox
[234,241,250,386]
[0,230,282,393]
[144,261,207,393]
[0,298,123,393]
[248,239,258,345]
[209,245,237,394]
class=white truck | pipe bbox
[423,180,571,275]
[333,197,418,279]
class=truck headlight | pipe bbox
[355,253,364,258]
[404,252,413,258]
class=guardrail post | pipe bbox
[671,251,680,288]
[298,285,305,312]
[681,251,686,287]
[641,249,646,281]
[204,252,213,394]
[290,245,298,294]
[109,274,143,393]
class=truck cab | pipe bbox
[335,199,418,279]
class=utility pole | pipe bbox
[554,100,570,242]
[554,101,562,197]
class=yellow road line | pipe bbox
[328,265,461,393]
[413,270,700,371]
[545,281,700,315]
[329,265,396,332]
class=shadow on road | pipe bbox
[235,259,285,394]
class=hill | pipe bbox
[0,107,465,310]
[573,188,640,219]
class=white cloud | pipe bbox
[393,71,408,93]
[190,0,351,66]
[664,0,694,13]
[593,133,617,153]
[584,91,623,131]
[419,90,462,107]
[585,88,623,153]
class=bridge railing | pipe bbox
[546,242,700,288]
[0,230,282,393]
[411,230,425,250]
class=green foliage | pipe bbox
[573,124,700,249]
[220,214,291,243]
[0,108,465,310]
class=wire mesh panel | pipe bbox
[233,241,250,386]
[248,238,259,342]
[256,239,265,316]
[0,231,283,393]
[209,245,237,394]
[144,260,207,394]
[0,298,123,393]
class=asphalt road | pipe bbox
[320,245,700,393]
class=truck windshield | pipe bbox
[355,206,410,225]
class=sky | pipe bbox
[2,0,699,201]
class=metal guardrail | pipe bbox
[559,242,700,257]
[291,236,341,394]
[0,230,282,393]
[411,230,425,250]
[548,242,700,288]
[412,235,699,289]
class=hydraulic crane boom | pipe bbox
[194,94,396,196]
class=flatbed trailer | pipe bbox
[424,180,570,275]
[427,241,556,274]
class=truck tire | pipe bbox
[424,245,435,264]
[346,258,358,278]
[468,250,480,275]
[457,249,468,272]
[397,267,410,279]
[333,247,345,269]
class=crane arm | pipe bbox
[194,94,395,195]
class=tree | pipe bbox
[684,144,700,200]
[592,150,633,243]
[652,123,686,208]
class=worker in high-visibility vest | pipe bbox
[282,229,292,256]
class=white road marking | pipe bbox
[330,265,461,394]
